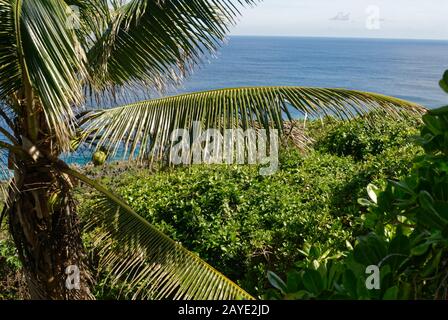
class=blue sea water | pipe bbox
[170,36,448,108]
[2,36,442,169]
[62,36,448,166]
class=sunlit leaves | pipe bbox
[18,0,87,148]
[86,0,259,95]
[81,86,424,161]
[66,168,254,300]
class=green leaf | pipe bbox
[358,198,372,207]
[410,242,431,256]
[417,191,447,229]
[354,233,387,266]
[286,271,301,293]
[439,80,448,94]
[302,269,324,295]
[18,0,87,148]
[429,105,448,116]
[388,235,410,270]
[422,114,444,135]
[383,286,399,300]
[87,0,258,93]
[399,283,412,300]
[285,290,310,300]
[389,235,410,255]
[81,87,424,161]
[268,271,287,295]
[0,0,20,100]
[342,269,358,298]
[439,70,448,94]
[422,249,443,277]
[63,167,254,300]
[367,184,379,204]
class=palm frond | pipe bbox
[63,167,254,300]
[0,147,16,212]
[81,86,425,160]
[63,0,112,52]
[16,0,87,149]
[86,0,258,95]
[0,0,21,100]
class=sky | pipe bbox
[230,0,448,40]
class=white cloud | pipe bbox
[231,0,448,40]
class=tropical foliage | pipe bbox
[0,224,23,299]
[268,83,448,300]
[70,114,421,298]
[81,87,422,161]
[0,0,424,299]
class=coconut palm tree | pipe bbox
[0,0,423,300]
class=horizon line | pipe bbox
[229,34,448,42]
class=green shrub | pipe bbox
[312,114,420,161]
[362,106,448,299]
[268,105,448,300]
[78,113,422,297]
[0,226,25,300]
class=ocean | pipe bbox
[170,36,448,108]
[4,36,448,170]
[63,36,448,166]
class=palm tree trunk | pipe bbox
[7,159,93,300]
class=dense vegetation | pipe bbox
[76,114,421,298]
[0,112,429,299]
[0,0,427,299]
[0,226,24,299]
[267,106,448,300]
